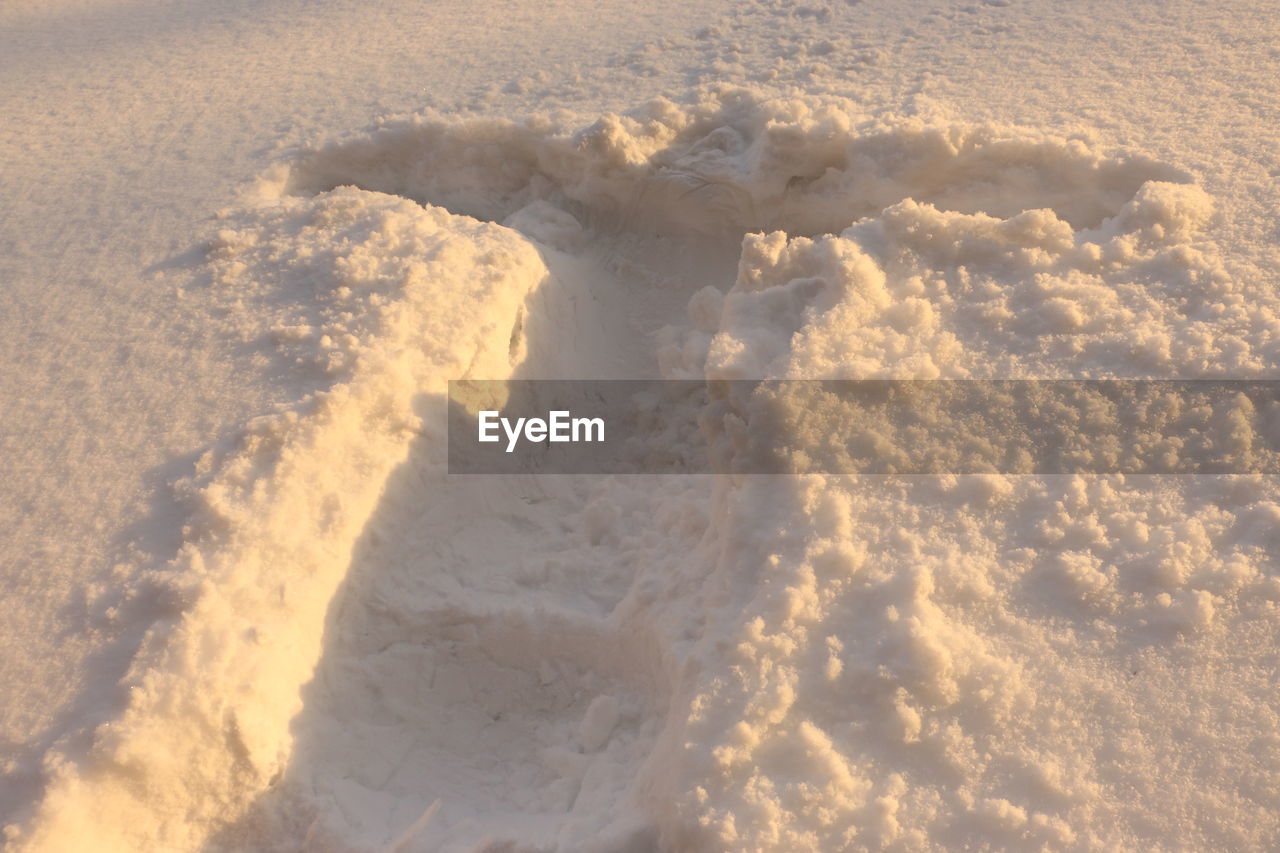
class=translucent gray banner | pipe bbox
[447,380,1280,474]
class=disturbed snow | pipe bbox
[11,88,1280,852]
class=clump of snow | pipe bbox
[697,179,1255,380]
[10,190,547,852]
[284,86,1191,241]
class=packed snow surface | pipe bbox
[3,1,1280,852]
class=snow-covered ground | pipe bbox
[3,0,1279,850]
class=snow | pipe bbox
[3,0,1280,851]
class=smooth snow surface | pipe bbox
[3,1,1280,852]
